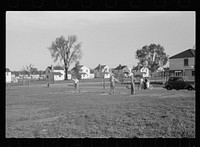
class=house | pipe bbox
[71,65,90,79]
[169,49,195,80]
[38,70,46,80]
[113,64,131,79]
[94,64,110,78]
[89,69,95,79]
[132,65,142,76]
[52,66,65,81]
[6,68,11,83]
[11,71,20,83]
[30,70,40,80]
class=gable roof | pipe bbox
[94,65,106,70]
[52,72,62,75]
[6,68,11,72]
[169,49,195,59]
[132,65,141,70]
[114,65,127,70]
[71,65,84,71]
[53,66,64,70]
[46,66,52,70]
[11,71,19,76]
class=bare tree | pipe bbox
[48,35,83,80]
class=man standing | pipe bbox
[109,73,118,94]
[140,61,150,89]
[130,74,136,94]
[72,76,79,92]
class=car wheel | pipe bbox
[187,87,193,91]
[166,86,172,90]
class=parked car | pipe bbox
[163,77,195,90]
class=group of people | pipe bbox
[70,72,136,95]
[61,61,151,95]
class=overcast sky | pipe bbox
[6,11,195,71]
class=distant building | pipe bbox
[94,64,110,78]
[113,64,131,79]
[52,66,65,81]
[30,69,40,80]
[132,65,142,76]
[89,69,95,79]
[71,65,90,79]
[11,71,20,83]
[169,49,195,80]
[6,68,11,83]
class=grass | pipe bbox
[6,81,195,138]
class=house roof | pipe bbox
[53,66,64,70]
[52,72,62,75]
[114,65,127,70]
[169,49,195,59]
[71,65,84,71]
[94,65,106,70]
[11,71,19,76]
[6,68,10,72]
[46,66,52,70]
[132,65,141,70]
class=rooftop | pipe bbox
[169,49,195,59]
[94,65,106,70]
[6,68,10,72]
[52,72,63,75]
[114,64,127,70]
[53,66,64,70]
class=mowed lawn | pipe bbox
[6,81,195,138]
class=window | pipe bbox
[192,71,195,76]
[169,77,175,81]
[175,71,181,76]
[184,59,188,66]
[176,77,183,82]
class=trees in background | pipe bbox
[48,35,83,80]
[135,43,169,75]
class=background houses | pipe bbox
[169,49,195,80]
[94,64,110,78]
[6,68,11,83]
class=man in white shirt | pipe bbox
[140,61,150,89]
[140,61,150,78]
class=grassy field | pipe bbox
[6,81,195,138]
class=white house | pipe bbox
[52,66,65,81]
[113,64,131,79]
[94,64,110,78]
[89,69,95,79]
[6,68,11,83]
[71,65,91,79]
[169,49,195,80]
